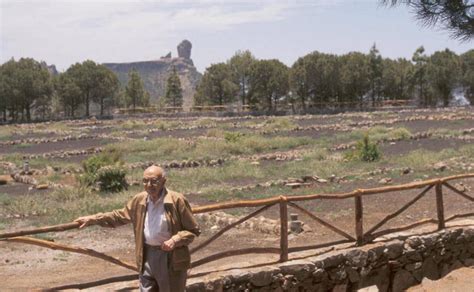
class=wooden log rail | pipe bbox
[0,173,473,286]
[363,185,434,241]
[5,236,137,272]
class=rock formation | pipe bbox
[40,61,58,76]
[177,40,192,60]
[161,52,172,59]
[103,40,201,110]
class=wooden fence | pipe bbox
[1,173,473,287]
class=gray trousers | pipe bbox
[139,245,187,292]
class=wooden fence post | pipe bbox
[354,193,364,245]
[279,196,288,262]
[435,182,445,230]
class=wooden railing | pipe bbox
[1,173,473,286]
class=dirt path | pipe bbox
[408,267,474,292]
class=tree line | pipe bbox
[0,58,182,122]
[0,45,472,122]
[194,46,474,111]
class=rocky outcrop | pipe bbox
[177,40,192,60]
[40,61,58,76]
[103,40,202,110]
[161,52,172,59]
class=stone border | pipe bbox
[187,225,474,292]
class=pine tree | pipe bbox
[368,44,383,107]
[125,69,147,112]
[381,0,473,41]
[229,50,256,106]
[65,60,118,117]
[194,63,238,106]
[411,46,430,106]
[165,67,183,107]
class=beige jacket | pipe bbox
[93,188,200,273]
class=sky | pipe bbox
[0,0,472,73]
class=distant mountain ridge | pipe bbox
[103,40,202,110]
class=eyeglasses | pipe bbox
[142,178,162,186]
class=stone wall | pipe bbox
[187,226,474,292]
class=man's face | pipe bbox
[143,167,166,197]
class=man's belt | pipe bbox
[144,243,164,251]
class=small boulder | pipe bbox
[35,184,49,190]
[433,162,447,172]
[401,167,412,175]
[0,175,13,185]
[378,177,392,185]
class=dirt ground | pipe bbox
[1,177,473,290]
[408,266,474,292]
[0,108,473,290]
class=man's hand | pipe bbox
[74,215,97,229]
[161,238,176,251]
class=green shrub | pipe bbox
[80,150,126,192]
[390,128,412,140]
[82,150,122,174]
[96,166,128,192]
[357,134,381,162]
[346,134,381,162]
[224,131,245,143]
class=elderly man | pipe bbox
[75,165,200,292]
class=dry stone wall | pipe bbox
[187,226,474,292]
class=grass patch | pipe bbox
[0,193,13,206]
[389,148,458,170]
[205,128,225,138]
[44,122,75,132]
[2,186,140,226]
[459,144,474,157]
[431,128,462,137]
[348,126,412,142]
[12,143,33,150]
[167,160,279,193]
[120,120,147,130]
[106,134,314,163]
[44,173,63,183]
[1,154,52,169]
[201,181,346,203]
[261,117,297,132]
[5,195,50,217]
[0,126,14,141]
[153,120,182,130]
[166,150,374,197]
[195,118,217,128]
[32,233,56,241]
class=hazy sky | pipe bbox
[1,0,472,72]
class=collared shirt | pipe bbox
[95,189,201,274]
[143,192,171,246]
